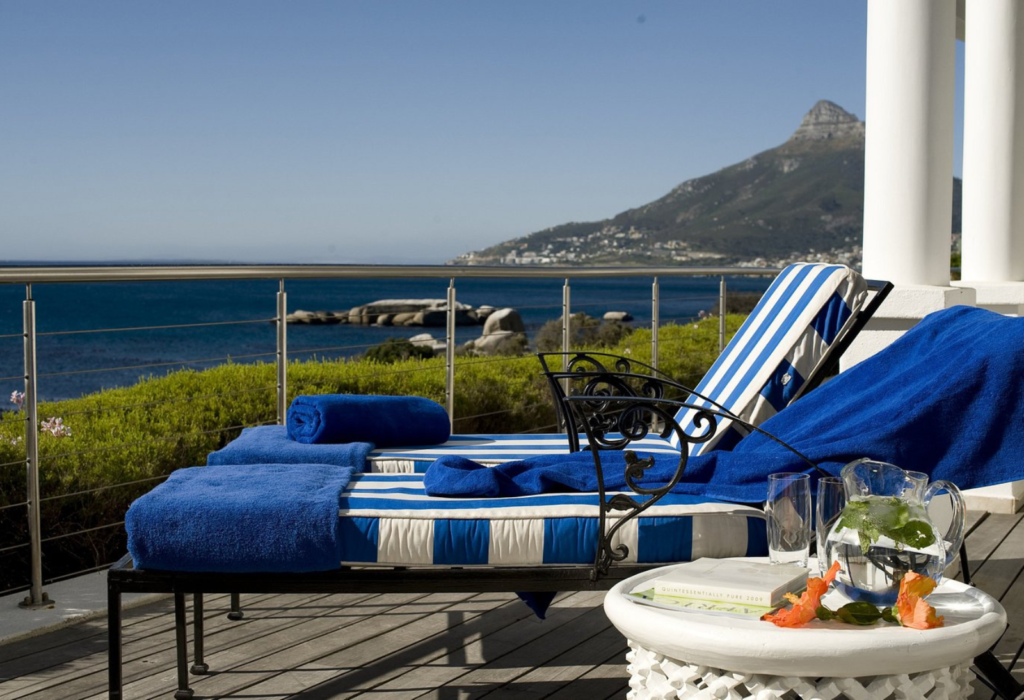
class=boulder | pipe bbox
[466,331,528,356]
[483,308,525,336]
[414,308,480,327]
[392,312,418,326]
[603,311,634,322]
[287,309,317,324]
[287,309,344,325]
[409,333,436,347]
[375,314,393,326]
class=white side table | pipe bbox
[604,562,1007,700]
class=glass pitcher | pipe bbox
[823,459,966,605]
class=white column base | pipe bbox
[841,284,976,369]
[962,482,1024,515]
[952,280,1024,316]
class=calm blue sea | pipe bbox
[0,275,770,401]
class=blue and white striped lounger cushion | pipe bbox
[367,433,677,473]
[368,263,867,472]
[673,262,867,454]
[338,473,768,566]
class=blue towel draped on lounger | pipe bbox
[426,306,1024,504]
[126,464,354,573]
[287,394,451,447]
[207,425,374,468]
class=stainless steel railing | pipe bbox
[0,263,779,606]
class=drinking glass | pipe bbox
[815,476,846,574]
[766,473,811,567]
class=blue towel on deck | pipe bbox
[287,394,451,447]
[207,425,374,469]
[126,464,353,573]
[425,307,1024,503]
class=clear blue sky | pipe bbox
[0,1,965,264]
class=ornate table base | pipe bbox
[626,642,975,700]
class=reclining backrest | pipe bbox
[673,263,868,456]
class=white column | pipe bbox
[962,0,1024,283]
[863,0,956,286]
[957,0,1024,514]
[847,0,974,371]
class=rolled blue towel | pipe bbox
[286,394,451,447]
[207,425,374,468]
[126,464,354,573]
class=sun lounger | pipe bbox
[109,380,766,700]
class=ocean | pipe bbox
[0,274,771,401]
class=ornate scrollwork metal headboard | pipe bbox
[548,367,819,580]
[537,351,727,452]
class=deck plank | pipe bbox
[0,592,274,683]
[968,515,1024,601]
[543,647,630,700]
[167,592,511,700]
[122,592,439,700]
[414,599,612,700]
[475,624,627,699]
[964,513,1024,577]
[338,592,602,700]
[6,593,341,700]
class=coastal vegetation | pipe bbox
[0,315,741,592]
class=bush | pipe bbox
[534,312,634,352]
[0,315,742,592]
[365,337,434,363]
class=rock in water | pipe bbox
[483,308,525,336]
[603,311,633,322]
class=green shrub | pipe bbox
[365,337,434,363]
[0,315,741,591]
[534,312,634,352]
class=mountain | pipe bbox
[450,101,962,267]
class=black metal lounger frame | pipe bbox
[108,277,918,699]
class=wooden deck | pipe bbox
[2,508,1024,700]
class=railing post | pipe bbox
[719,276,727,354]
[651,276,660,370]
[561,278,572,361]
[445,278,456,426]
[561,279,572,425]
[20,284,50,609]
[276,280,287,425]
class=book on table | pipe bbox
[623,588,782,619]
[625,558,808,616]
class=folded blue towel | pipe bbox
[426,306,1024,503]
[207,425,374,469]
[287,394,451,447]
[126,464,353,573]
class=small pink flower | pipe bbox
[40,417,71,438]
[10,391,25,410]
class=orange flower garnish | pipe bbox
[763,561,841,628]
[895,571,944,629]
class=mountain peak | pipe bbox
[788,100,864,142]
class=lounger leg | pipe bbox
[108,582,123,700]
[173,593,194,700]
[190,593,208,675]
[228,591,243,620]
